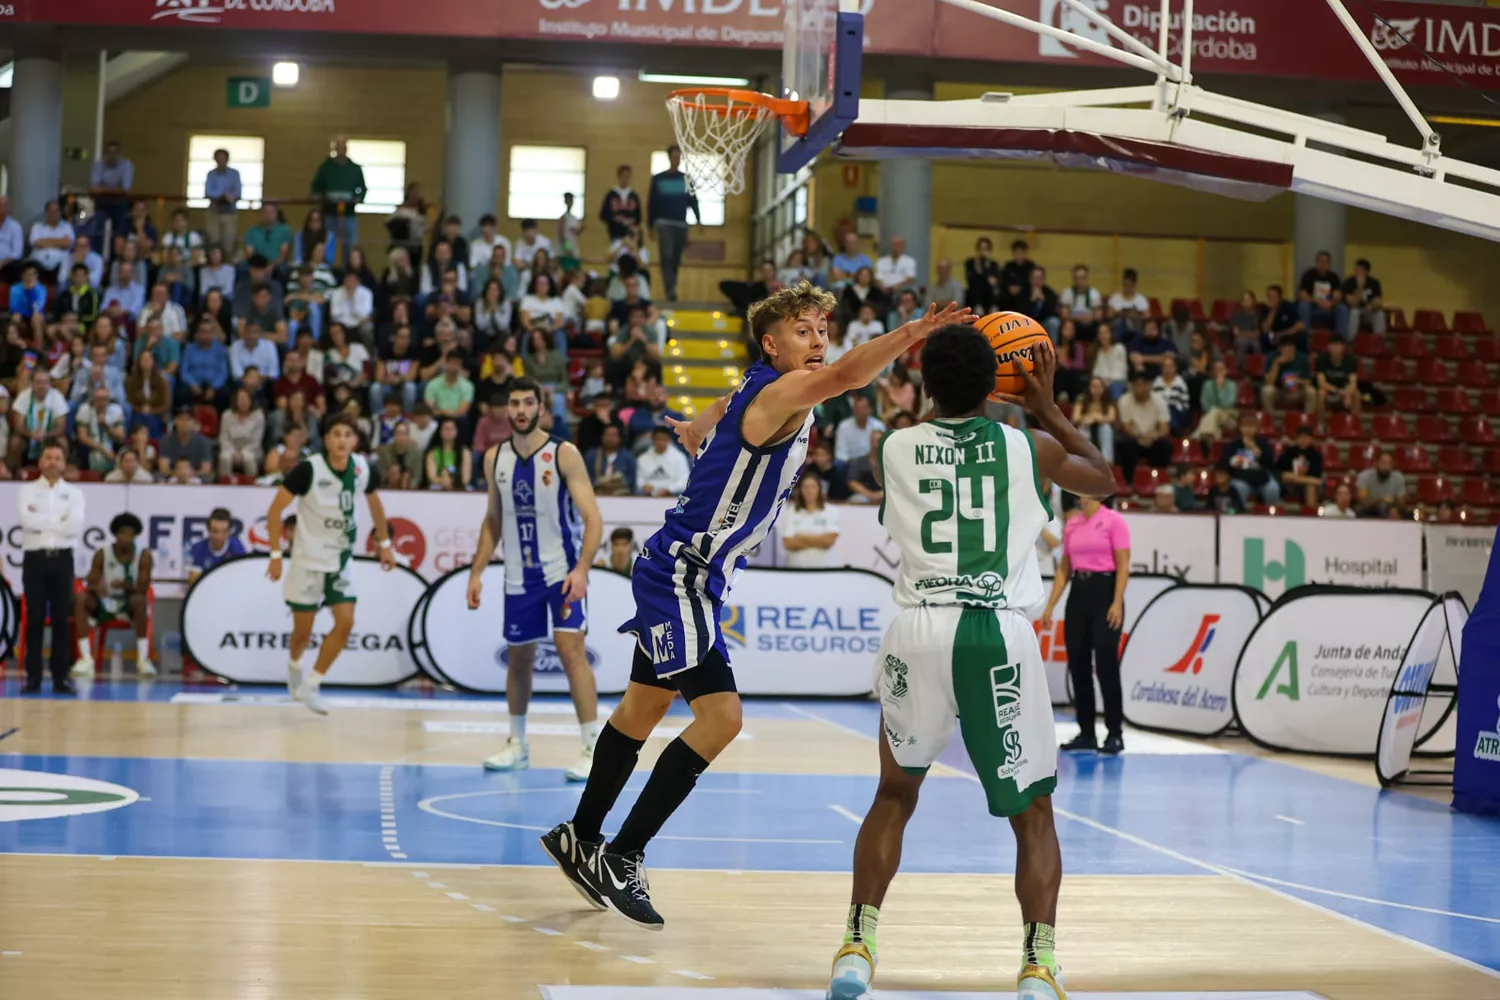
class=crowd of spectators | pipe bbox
[0,138,705,498]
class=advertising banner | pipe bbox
[1118,584,1263,737]
[1218,516,1423,600]
[1376,594,1465,785]
[13,0,1500,90]
[1425,524,1495,610]
[1036,573,1178,705]
[411,564,896,696]
[180,554,427,686]
[1232,588,1434,756]
[1455,527,1500,816]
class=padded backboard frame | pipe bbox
[777,2,863,174]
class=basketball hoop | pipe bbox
[666,89,809,197]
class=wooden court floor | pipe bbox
[1,688,1497,1000]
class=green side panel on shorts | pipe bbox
[286,601,321,613]
[951,608,1056,818]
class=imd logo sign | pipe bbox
[0,768,139,823]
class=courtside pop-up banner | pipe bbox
[1036,574,1178,705]
[1119,585,1265,737]
[409,564,638,695]
[1454,526,1500,816]
[1376,594,1466,785]
[410,565,898,697]
[181,555,428,686]
[1232,587,1435,755]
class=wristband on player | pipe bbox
[378,538,392,550]
[269,550,283,560]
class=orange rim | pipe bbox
[667,88,810,138]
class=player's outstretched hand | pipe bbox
[992,338,1059,416]
[561,565,589,604]
[904,301,975,341]
[267,559,283,583]
[378,545,397,572]
[466,576,482,610]
[666,414,704,456]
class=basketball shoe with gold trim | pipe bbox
[1018,962,1068,999]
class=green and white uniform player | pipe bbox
[827,329,1118,1000]
[73,512,155,678]
[266,415,397,714]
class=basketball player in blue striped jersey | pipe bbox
[468,377,605,783]
[541,282,972,927]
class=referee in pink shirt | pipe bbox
[1041,496,1132,754]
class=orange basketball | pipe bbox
[976,311,1050,400]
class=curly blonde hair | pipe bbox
[747,279,838,346]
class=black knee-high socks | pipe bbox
[609,736,709,856]
[572,722,645,843]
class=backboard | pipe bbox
[777,0,863,174]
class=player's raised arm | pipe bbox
[467,445,504,609]
[997,340,1117,498]
[748,301,973,440]
[555,441,604,604]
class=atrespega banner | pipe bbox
[1119,584,1263,737]
[1233,588,1434,756]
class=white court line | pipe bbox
[619,955,656,965]
[471,903,495,912]
[446,892,469,900]
[1220,867,1500,926]
[1273,815,1304,826]
[673,971,715,981]
[782,701,1500,982]
[533,927,564,937]
[577,941,610,952]
[828,804,864,825]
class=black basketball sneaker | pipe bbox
[539,822,606,911]
[595,849,665,930]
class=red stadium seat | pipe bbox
[1460,416,1497,446]
[1436,387,1473,415]
[1437,445,1476,473]
[1392,333,1427,359]
[1210,299,1234,324]
[1458,363,1497,389]
[1170,298,1208,322]
[1241,354,1266,378]
[1328,412,1365,441]
[1387,358,1418,384]
[1353,331,1390,357]
[1392,386,1430,413]
[1319,442,1346,470]
[1193,468,1212,497]
[1476,390,1500,416]
[1384,308,1411,333]
[1309,330,1332,354]
[1372,413,1413,441]
[1454,310,1491,335]
[1394,445,1431,473]
[1461,477,1500,507]
[1415,414,1455,442]
[1249,409,1275,436]
[1431,335,1471,361]
[1416,358,1455,385]
[193,405,219,439]
[1148,297,1165,320]
[1171,438,1200,464]
[78,470,103,482]
[1417,475,1455,505]
[1413,309,1449,334]
[1472,339,1500,363]
[1236,382,1259,409]
[1207,439,1228,463]
[1483,448,1500,476]
[1113,466,1128,492]
[1349,442,1382,468]
[1281,412,1312,438]
[1132,466,1166,496]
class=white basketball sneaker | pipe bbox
[137,657,158,678]
[565,746,594,783]
[483,739,530,772]
[286,663,302,696]
[1018,963,1068,1000]
[293,674,329,716]
[826,942,875,1000]
[71,655,95,677]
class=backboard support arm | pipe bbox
[1321,0,1441,160]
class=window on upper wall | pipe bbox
[651,150,725,227]
[185,135,265,209]
[508,145,586,222]
[343,139,407,215]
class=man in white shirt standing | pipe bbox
[635,425,691,497]
[18,439,85,694]
[28,200,75,284]
[874,235,918,299]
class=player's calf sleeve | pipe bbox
[607,736,709,856]
[571,722,646,843]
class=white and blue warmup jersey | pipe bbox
[622,360,813,677]
[493,438,587,645]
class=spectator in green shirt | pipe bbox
[243,203,294,278]
[1194,357,1238,440]
[310,137,365,266]
[423,349,475,419]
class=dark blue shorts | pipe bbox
[617,552,727,679]
[504,580,586,647]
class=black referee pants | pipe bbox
[1065,571,1124,739]
[23,550,75,685]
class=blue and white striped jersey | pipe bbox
[493,438,583,595]
[639,360,813,603]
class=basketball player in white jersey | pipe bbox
[266,414,397,714]
[73,513,155,677]
[467,377,605,783]
[825,329,1116,1000]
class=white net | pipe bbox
[666,92,780,198]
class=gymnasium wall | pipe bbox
[101,62,749,301]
